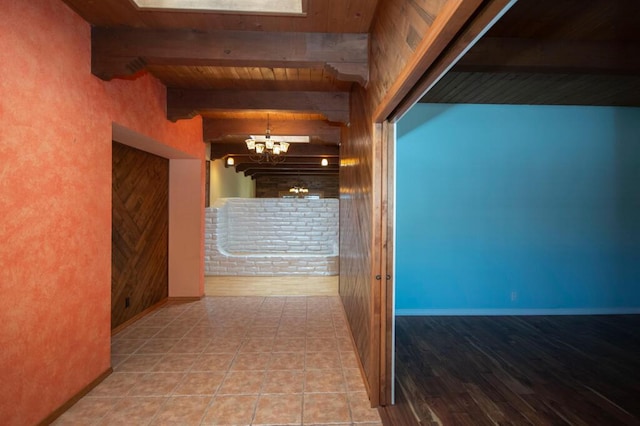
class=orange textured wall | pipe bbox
[0,1,204,424]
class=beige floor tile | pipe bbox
[349,392,383,423]
[59,297,375,426]
[110,339,146,355]
[306,337,338,352]
[185,326,216,339]
[155,326,191,339]
[305,351,342,370]
[306,327,336,338]
[128,372,184,396]
[114,354,163,373]
[304,369,346,393]
[246,326,279,338]
[52,397,119,425]
[303,393,351,424]
[240,337,275,353]
[168,338,212,354]
[278,326,306,338]
[219,370,265,394]
[231,352,271,370]
[203,338,242,353]
[273,337,306,352]
[89,372,145,397]
[337,336,354,352]
[262,370,305,394]
[110,354,129,369]
[151,353,198,372]
[249,317,282,328]
[344,368,367,392]
[136,339,181,354]
[98,396,166,425]
[253,393,302,425]
[173,371,225,395]
[340,350,360,369]
[201,394,258,425]
[150,396,211,425]
[192,353,235,371]
[269,352,305,370]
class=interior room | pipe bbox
[389,0,640,423]
[1,0,639,425]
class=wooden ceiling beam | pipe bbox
[210,142,339,159]
[169,89,350,122]
[92,27,368,84]
[243,168,338,177]
[456,37,640,75]
[203,118,342,143]
[236,163,338,173]
[226,156,339,167]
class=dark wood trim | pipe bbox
[379,120,395,406]
[111,298,168,336]
[391,0,517,121]
[369,122,383,408]
[373,0,484,121]
[37,367,113,426]
[167,296,203,303]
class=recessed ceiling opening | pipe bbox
[131,0,305,15]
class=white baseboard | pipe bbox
[395,307,640,316]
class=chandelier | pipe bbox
[245,115,290,164]
[289,185,309,194]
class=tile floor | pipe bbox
[53,296,383,425]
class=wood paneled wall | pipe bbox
[339,0,487,407]
[255,175,339,198]
[339,86,377,399]
[112,142,169,329]
[368,0,447,114]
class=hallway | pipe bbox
[53,296,382,425]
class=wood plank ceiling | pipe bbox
[421,0,640,106]
[62,0,379,178]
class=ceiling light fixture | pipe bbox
[289,185,309,194]
[321,158,329,167]
[245,115,290,164]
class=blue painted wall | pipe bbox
[396,104,640,314]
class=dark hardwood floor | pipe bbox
[395,315,640,425]
[379,378,421,426]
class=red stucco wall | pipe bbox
[0,1,204,424]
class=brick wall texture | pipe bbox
[205,198,339,275]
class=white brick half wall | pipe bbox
[205,198,339,276]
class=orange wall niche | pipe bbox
[0,1,205,424]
